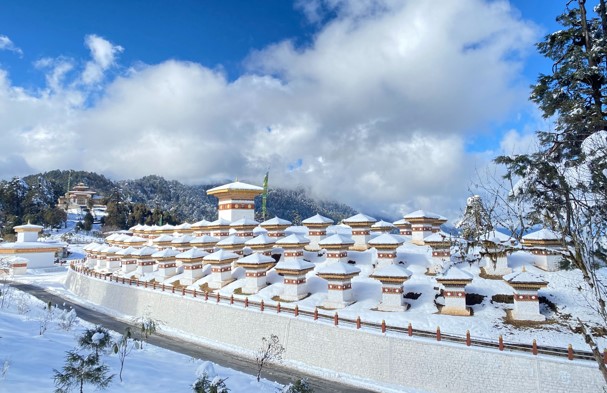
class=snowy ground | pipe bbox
[0,282,285,392]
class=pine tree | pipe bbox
[496,0,607,381]
[53,350,113,393]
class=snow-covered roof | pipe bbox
[343,213,377,224]
[275,233,310,246]
[116,246,137,256]
[83,242,102,251]
[368,233,404,246]
[103,246,123,254]
[175,223,192,230]
[152,234,174,243]
[423,231,451,243]
[152,248,180,258]
[437,266,473,281]
[208,218,232,227]
[480,230,515,244]
[190,235,219,245]
[171,235,194,244]
[245,233,276,246]
[129,224,145,231]
[522,228,561,241]
[0,242,60,251]
[317,262,360,276]
[13,223,43,231]
[230,218,259,227]
[206,181,263,193]
[260,217,292,226]
[176,247,208,259]
[237,253,275,265]
[159,224,175,231]
[504,269,548,285]
[318,233,354,246]
[275,258,315,271]
[123,236,147,244]
[105,233,120,241]
[301,214,334,225]
[393,218,411,226]
[371,220,395,229]
[404,210,442,220]
[203,249,240,262]
[216,235,246,246]
[131,246,157,257]
[191,220,211,228]
[371,264,412,279]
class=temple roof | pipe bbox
[230,218,260,227]
[208,218,232,226]
[302,214,334,225]
[423,231,452,243]
[176,247,208,259]
[393,218,411,226]
[371,220,395,229]
[152,234,174,243]
[437,266,474,281]
[203,249,240,261]
[371,264,412,278]
[260,216,292,226]
[504,269,548,285]
[123,236,147,244]
[191,219,211,228]
[152,248,180,258]
[275,258,315,271]
[275,233,310,246]
[237,252,275,265]
[171,235,194,244]
[368,233,404,246]
[131,246,158,256]
[317,262,360,275]
[318,233,355,246]
[343,213,377,224]
[116,246,137,256]
[522,228,561,241]
[206,181,263,194]
[245,233,276,246]
[190,235,219,244]
[103,246,123,254]
[216,234,246,246]
[404,210,443,220]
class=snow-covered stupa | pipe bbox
[521,228,564,271]
[206,181,263,222]
[343,213,377,251]
[371,264,412,311]
[435,266,473,316]
[302,214,334,251]
[504,268,548,322]
[317,262,360,309]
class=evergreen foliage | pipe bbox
[53,350,113,393]
[191,373,229,393]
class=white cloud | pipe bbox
[0,35,23,56]
[0,0,541,221]
[81,34,124,85]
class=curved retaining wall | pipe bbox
[65,270,605,393]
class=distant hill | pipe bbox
[12,170,356,224]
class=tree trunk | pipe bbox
[577,319,607,384]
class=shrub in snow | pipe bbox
[195,361,216,379]
[191,373,229,393]
[255,334,285,382]
[133,309,159,348]
[58,308,78,331]
[16,294,31,315]
[78,326,112,357]
[112,327,139,382]
[39,301,56,335]
[53,350,113,393]
[282,378,314,393]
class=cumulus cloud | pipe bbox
[81,34,124,85]
[0,0,540,220]
[0,35,23,56]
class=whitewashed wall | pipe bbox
[65,270,605,393]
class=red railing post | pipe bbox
[171,286,175,294]
[193,289,197,298]
[260,300,264,312]
[182,288,185,296]
[466,330,471,346]
[532,339,538,355]
[499,335,504,351]
[230,295,234,305]
[381,320,386,333]
[408,322,413,337]
[144,281,148,288]
[436,326,441,341]
[205,291,208,301]
[216,292,220,303]
[356,316,361,329]
[277,302,281,313]
[244,297,249,308]
[568,344,574,360]
[162,284,165,291]
[334,313,339,326]
[294,305,299,316]
[313,307,318,320]
[153,282,156,290]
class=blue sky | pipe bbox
[0,1,581,219]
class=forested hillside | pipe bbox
[0,170,356,235]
